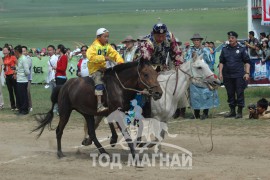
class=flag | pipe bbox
[261,0,270,26]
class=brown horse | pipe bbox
[32,59,163,158]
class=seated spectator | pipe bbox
[248,98,270,119]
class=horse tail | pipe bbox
[32,85,63,138]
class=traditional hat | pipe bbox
[190,33,204,40]
[153,23,167,34]
[121,35,136,43]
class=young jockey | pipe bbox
[87,28,124,112]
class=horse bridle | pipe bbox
[178,61,215,81]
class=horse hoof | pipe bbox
[147,143,157,148]
[110,137,118,147]
[82,138,92,146]
[57,151,65,158]
[137,142,147,148]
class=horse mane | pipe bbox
[105,59,151,75]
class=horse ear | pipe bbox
[192,52,197,61]
[198,54,203,60]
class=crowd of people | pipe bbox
[0,23,270,119]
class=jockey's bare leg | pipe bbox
[95,89,107,112]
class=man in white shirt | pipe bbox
[46,45,58,90]
[76,45,89,77]
[22,46,33,112]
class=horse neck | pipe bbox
[115,66,139,89]
[106,67,139,111]
[174,61,192,97]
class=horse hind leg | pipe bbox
[109,123,118,147]
[87,116,108,155]
[56,108,72,158]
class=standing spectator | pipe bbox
[254,44,263,59]
[54,44,68,85]
[209,41,216,69]
[262,40,270,62]
[110,43,117,51]
[122,36,137,63]
[8,44,15,55]
[219,31,250,119]
[3,46,18,110]
[0,47,3,58]
[185,33,218,120]
[259,32,268,43]
[22,46,33,112]
[245,31,259,59]
[76,45,89,77]
[45,45,58,90]
[14,45,30,115]
[0,56,4,109]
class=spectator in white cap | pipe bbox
[121,35,137,63]
[86,28,124,112]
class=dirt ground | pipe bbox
[0,114,270,180]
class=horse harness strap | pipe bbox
[172,67,179,96]
[114,71,150,95]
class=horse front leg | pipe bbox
[116,122,136,158]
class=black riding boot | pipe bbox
[180,108,186,118]
[235,106,243,119]
[173,108,180,119]
[225,106,236,118]
[191,109,200,119]
[173,108,186,119]
[200,109,209,120]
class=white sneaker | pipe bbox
[44,85,50,89]
[97,104,108,112]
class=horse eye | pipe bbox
[197,67,202,70]
[144,73,149,78]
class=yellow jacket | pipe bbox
[87,39,124,74]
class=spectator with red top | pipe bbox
[54,44,68,85]
[3,46,18,110]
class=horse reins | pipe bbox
[114,71,150,95]
[114,61,157,95]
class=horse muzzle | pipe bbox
[151,91,163,100]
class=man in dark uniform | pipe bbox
[219,31,250,119]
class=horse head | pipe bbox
[137,58,163,100]
[189,53,221,90]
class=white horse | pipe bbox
[151,53,221,139]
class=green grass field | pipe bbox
[0,0,247,48]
